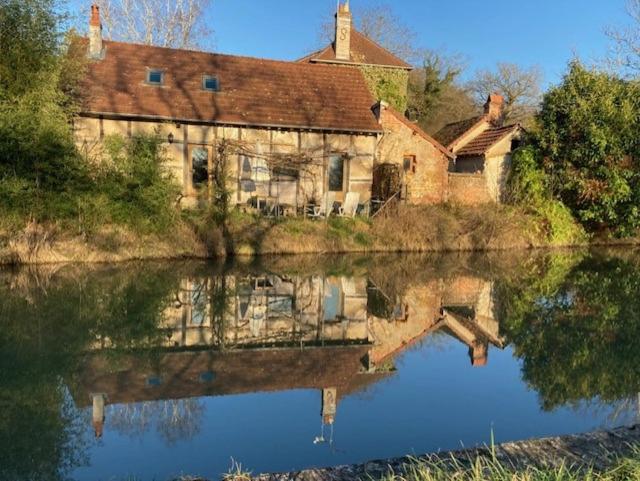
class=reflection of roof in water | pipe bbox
[73,345,390,407]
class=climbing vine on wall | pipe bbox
[358,66,409,113]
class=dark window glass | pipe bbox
[273,165,298,181]
[328,155,344,192]
[147,70,163,84]
[403,155,417,174]
[192,147,209,186]
[203,75,219,91]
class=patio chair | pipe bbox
[308,191,336,219]
[337,192,360,217]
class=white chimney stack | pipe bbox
[335,1,352,61]
[88,4,103,59]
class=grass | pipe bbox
[374,449,640,481]
[217,447,640,481]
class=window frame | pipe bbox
[403,154,417,174]
[202,75,220,92]
[327,153,346,192]
[146,68,165,86]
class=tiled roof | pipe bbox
[433,115,487,149]
[299,29,412,69]
[456,124,521,157]
[81,40,382,133]
[385,106,454,159]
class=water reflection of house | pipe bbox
[367,275,504,367]
[159,275,369,349]
[77,271,504,439]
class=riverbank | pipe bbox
[242,425,640,481]
[0,203,634,265]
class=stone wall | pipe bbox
[377,108,450,204]
[447,172,493,205]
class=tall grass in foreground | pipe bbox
[376,450,640,481]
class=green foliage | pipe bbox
[98,134,181,233]
[0,1,179,236]
[0,0,63,99]
[507,146,587,245]
[359,65,409,112]
[536,61,640,237]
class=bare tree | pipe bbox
[467,63,543,124]
[95,0,213,49]
[318,2,417,61]
[606,0,640,75]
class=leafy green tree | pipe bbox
[407,50,477,133]
[536,61,640,237]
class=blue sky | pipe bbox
[72,0,631,87]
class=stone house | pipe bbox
[76,3,456,210]
[374,101,453,204]
[435,94,524,204]
[77,4,382,210]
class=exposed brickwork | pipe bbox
[447,173,492,205]
[377,105,452,204]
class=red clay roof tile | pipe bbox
[456,124,521,157]
[81,40,382,133]
[299,30,412,69]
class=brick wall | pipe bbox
[377,108,450,204]
[447,172,493,205]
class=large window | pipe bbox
[328,154,344,192]
[191,147,209,187]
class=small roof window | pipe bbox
[147,69,164,85]
[203,75,219,92]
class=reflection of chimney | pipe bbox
[321,387,337,424]
[92,393,106,438]
[484,93,504,125]
[335,1,352,61]
[469,342,488,367]
[88,4,104,59]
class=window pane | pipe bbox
[192,147,209,186]
[148,70,163,84]
[328,155,344,192]
[203,76,219,91]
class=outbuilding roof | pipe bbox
[81,40,382,133]
[433,115,488,149]
[456,124,521,157]
[299,29,412,69]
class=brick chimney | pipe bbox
[88,4,103,59]
[484,93,504,125]
[335,1,352,61]
[469,342,488,367]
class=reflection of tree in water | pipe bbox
[498,252,640,417]
[0,380,91,481]
[107,398,205,445]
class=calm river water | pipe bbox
[1,249,639,481]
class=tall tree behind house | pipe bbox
[467,63,543,125]
[94,0,213,49]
